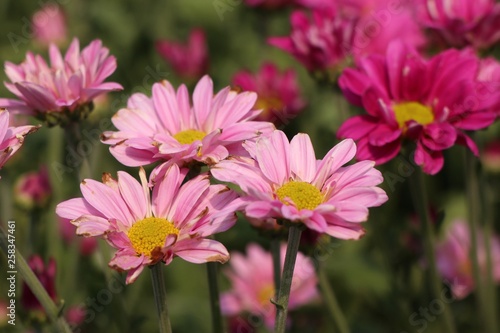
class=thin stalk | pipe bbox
[0,227,72,333]
[483,176,498,326]
[270,237,281,299]
[317,264,350,333]
[150,263,172,333]
[408,169,456,333]
[274,224,303,333]
[464,150,497,333]
[207,262,224,333]
[64,122,91,180]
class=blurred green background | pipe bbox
[0,0,499,332]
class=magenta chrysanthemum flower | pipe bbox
[0,109,39,175]
[212,130,387,240]
[156,28,208,81]
[221,243,318,329]
[0,38,122,125]
[436,220,500,299]
[337,41,499,174]
[232,62,306,125]
[56,164,238,284]
[102,75,275,167]
[268,8,356,76]
[418,0,500,50]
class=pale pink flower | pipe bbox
[156,28,208,80]
[56,164,238,284]
[32,4,67,47]
[14,165,52,209]
[418,0,500,50]
[232,62,306,125]
[101,75,275,167]
[0,109,39,175]
[0,38,123,125]
[436,220,500,299]
[221,243,318,329]
[211,130,388,240]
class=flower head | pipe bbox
[212,130,387,240]
[0,109,39,176]
[418,0,500,50]
[15,165,52,209]
[21,255,57,312]
[0,38,123,126]
[102,75,274,168]
[56,164,238,284]
[337,41,498,174]
[221,243,318,329]
[436,220,500,299]
[156,28,208,81]
[232,62,306,125]
[32,4,67,47]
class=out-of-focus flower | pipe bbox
[418,0,500,50]
[58,216,98,256]
[244,0,296,9]
[436,220,500,299]
[156,29,208,81]
[337,41,498,175]
[0,109,39,176]
[65,306,86,328]
[232,62,306,126]
[21,256,57,312]
[477,57,500,118]
[270,2,426,78]
[32,4,67,47]
[221,243,318,329]
[14,166,52,209]
[268,8,356,80]
[212,131,387,240]
[0,38,123,126]
[56,165,238,284]
[101,75,274,168]
[482,141,500,173]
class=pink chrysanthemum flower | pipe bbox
[221,243,318,329]
[337,41,498,175]
[156,28,208,81]
[232,62,306,126]
[32,4,68,47]
[14,165,52,209]
[436,220,500,299]
[0,38,123,126]
[101,75,275,167]
[0,109,39,175]
[268,8,356,78]
[418,0,500,50]
[56,164,238,284]
[211,130,387,240]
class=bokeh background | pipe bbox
[0,1,499,332]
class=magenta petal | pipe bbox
[368,124,401,147]
[414,142,444,175]
[421,123,457,150]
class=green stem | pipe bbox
[317,264,350,333]
[464,150,497,333]
[150,263,172,333]
[0,226,72,333]
[408,169,456,333]
[274,224,303,333]
[64,122,91,180]
[483,176,498,328]
[207,262,224,333]
[270,237,281,299]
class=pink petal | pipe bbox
[117,171,148,221]
[313,139,356,188]
[255,130,290,184]
[174,238,229,264]
[290,133,316,182]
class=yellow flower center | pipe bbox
[128,217,179,256]
[393,102,434,129]
[276,181,323,211]
[173,129,206,145]
[255,97,285,114]
[258,284,275,305]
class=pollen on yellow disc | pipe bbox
[173,129,206,145]
[276,181,323,211]
[393,102,434,129]
[128,217,179,256]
